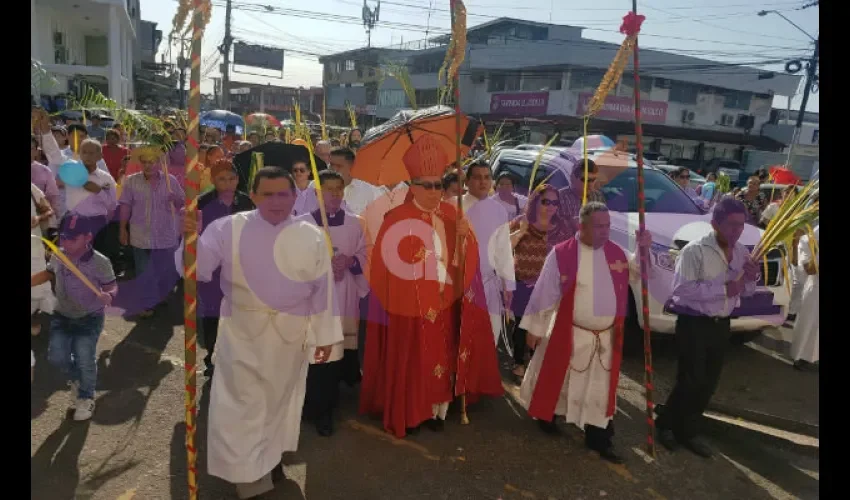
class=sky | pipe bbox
[142,0,819,112]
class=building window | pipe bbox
[569,68,606,91]
[722,90,752,111]
[345,60,355,71]
[668,82,699,104]
[415,89,439,106]
[812,129,819,144]
[488,72,521,92]
[521,72,562,91]
[378,89,408,108]
[618,73,652,97]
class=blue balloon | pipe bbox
[58,160,89,187]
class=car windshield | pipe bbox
[600,168,703,214]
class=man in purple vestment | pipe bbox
[300,170,368,436]
[197,160,255,377]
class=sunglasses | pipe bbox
[540,199,559,207]
[679,174,690,179]
[292,168,308,174]
[575,176,597,183]
[412,180,442,191]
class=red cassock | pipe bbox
[359,199,503,438]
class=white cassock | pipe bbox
[299,209,370,357]
[791,225,818,363]
[519,242,639,429]
[175,210,342,488]
[459,193,516,344]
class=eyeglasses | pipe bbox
[679,174,690,179]
[412,180,442,190]
[575,176,597,183]
[540,199,559,207]
[292,168,308,174]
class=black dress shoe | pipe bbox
[316,415,334,437]
[597,447,625,465]
[681,438,713,458]
[657,429,678,451]
[425,418,445,432]
[537,419,560,435]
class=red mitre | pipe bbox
[402,134,448,179]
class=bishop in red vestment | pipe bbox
[360,135,503,438]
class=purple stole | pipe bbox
[527,237,630,422]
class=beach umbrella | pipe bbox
[200,109,245,134]
[570,134,616,152]
[768,165,802,185]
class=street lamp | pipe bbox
[758,9,818,166]
[757,10,816,41]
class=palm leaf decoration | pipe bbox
[66,85,174,152]
[752,179,819,267]
[382,62,417,110]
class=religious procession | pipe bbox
[31,1,819,499]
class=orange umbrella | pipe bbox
[245,113,282,128]
[351,106,483,186]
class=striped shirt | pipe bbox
[557,187,606,239]
[119,171,185,249]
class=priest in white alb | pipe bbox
[455,161,515,345]
[519,201,652,464]
[791,224,818,370]
[177,167,342,499]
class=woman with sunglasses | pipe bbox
[291,160,312,197]
[508,184,571,378]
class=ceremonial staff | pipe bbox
[628,0,657,458]
[181,0,211,497]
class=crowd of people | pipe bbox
[30,107,818,499]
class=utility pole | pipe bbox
[787,37,818,166]
[177,36,190,110]
[221,0,233,110]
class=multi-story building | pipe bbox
[228,83,324,123]
[32,0,139,107]
[321,18,803,164]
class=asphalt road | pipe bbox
[31,295,818,500]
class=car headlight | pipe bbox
[650,242,677,271]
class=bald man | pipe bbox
[315,140,332,165]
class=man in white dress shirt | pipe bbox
[455,162,515,345]
[293,147,383,217]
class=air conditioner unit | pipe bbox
[681,110,695,124]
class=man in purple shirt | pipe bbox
[31,134,60,223]
[656,197,760,458]
[119,150,185,317]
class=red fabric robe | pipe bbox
[360,200,503,438]
[527,237,630,423]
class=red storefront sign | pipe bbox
[576,93,668,124]
[489,92,550,116]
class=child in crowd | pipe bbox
[31,214,118,421]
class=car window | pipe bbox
[600,168,703,214]
[492,158,569,196]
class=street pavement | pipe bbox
[31,295,818,500]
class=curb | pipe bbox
[706,401,819,439]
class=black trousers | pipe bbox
[340,349,362,386]
[202,317,220,369]
[511,316,535,366]
[304,360,342,421]
[656,314,731,442]
[93,221,122,270]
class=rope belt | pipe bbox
[228,299,308,351]
[570,323,614,373]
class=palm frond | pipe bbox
[383,62,417,111]
[528,134,560,193]
[752,178,819,261]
